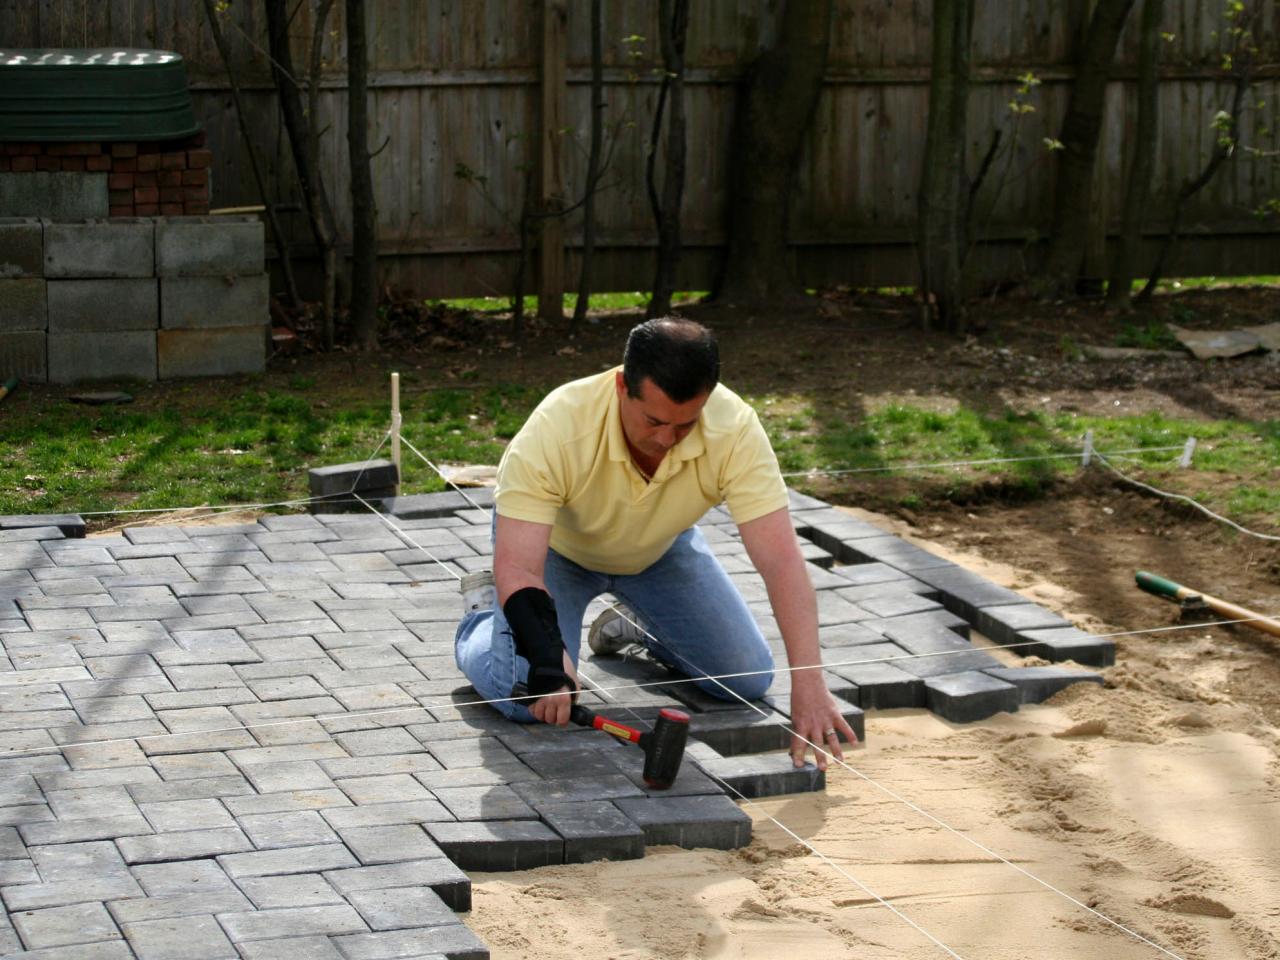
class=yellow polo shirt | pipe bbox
[495,367,788,574]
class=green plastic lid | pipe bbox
[0,49,200,142]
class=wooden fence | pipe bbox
[4,0,1279,300]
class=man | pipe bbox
[454,317,856,770]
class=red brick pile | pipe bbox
[0,132,210,216]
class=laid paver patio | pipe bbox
[0,490,1109,957]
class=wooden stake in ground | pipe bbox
[1136,571,1280,639]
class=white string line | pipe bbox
[1095,452,1280,542]
[778,443,1189,478]
[1,609,1269,765]
[394,432,1186,957]
[398,436,489,514]
[577,675,966,960]
[76,431,393,518]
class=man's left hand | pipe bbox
[788,672,859,771]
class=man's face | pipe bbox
[615,371,709,462]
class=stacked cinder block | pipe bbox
[0,216,267,383]
[0,217,45,379]
[156,217,269,378]
[45,218,158,381]
[0,135,210,216]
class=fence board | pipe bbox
[11,0,1280,297]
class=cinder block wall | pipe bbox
[0,216,268,383]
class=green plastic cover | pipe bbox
[0,49,200,142]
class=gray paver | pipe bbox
[432,785,538,821]
[538,801,646,863]
[425,820,563,871]
[982,665,1105,703]
[924,671,1021,723]
[2,874,144,911]
[337,774,434,805]
[29,840,131,882]
[1019,626,1117,667]
[238,811,340,849]
[320,800,452,830]
[218,844,359,878]
[138,798,235,832]
[236,873,346,909]
[120,914,238,960]
[336,824,444,865]
[126,775,253,804]
[108,890,253,923]
[12,900,122,949]
[129,859,238,895]
[322,858,472,912]
[240,761,336,794]
[510,774,643,810]
[613,795,752,850]
[333,925,488,960]
[235,935,345,959]
[116,826,253,864]
[697,754,825,799]
[215,903,367,942]
[345,885,460,930]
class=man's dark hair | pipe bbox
[622,318,720,403]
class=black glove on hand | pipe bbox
[503,587,573,699]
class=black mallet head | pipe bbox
[515,681,691,791]
[639,707,690,790]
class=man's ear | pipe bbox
[615,369,626,398]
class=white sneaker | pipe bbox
[587,605,650,657]
[460,570,496,613]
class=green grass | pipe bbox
[755,402,1280,527]
[4,382,1276,534]
[0,382,543,517]
[434,291,706,314]
[1144,275,1280,291]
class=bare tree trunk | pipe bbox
[1136,4,1258,302]
[1036,0,1136,299]
[345,0,378,350]
[646,0,689,319]
[200,0,300,309]
[265,0,339,348]
[1106,0,1163,310]
[713,0,833,308]
[1136,71,1250,302]
[917,0,974,333]
[570,0,605,335]
[512,167,534,341]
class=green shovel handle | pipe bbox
[1135,570,1183,600]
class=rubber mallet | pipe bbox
[512,683,690,789]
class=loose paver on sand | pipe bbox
[0,489,1108,957]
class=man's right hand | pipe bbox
[528,651,579,726]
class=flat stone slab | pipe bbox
[925,671,1021,723]
[982,666,1105,703]
[0,513,86,538]
[0,490,1115,957]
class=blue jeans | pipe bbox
[454,525,774,721]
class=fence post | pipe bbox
[537,0,568,321]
